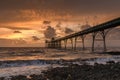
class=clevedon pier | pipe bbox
[45,17,120,52]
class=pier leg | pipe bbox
[48,43,50,48]
[58,41,62,49]
[100,30,107,52]
[70,38,74,50]
[103,36,106,52]
[64,39,67,49]
[92,32,97,52]
[81,35,85,50]
[47,42,49,48]
[50,42,52,48]
[52,42,54,48]
[53,42,55,48]
[54,42,55,48]
[54,42,56,48]
[55,42,58,48]
[99,28,114,52]
[45,42,48,48]
[74,37,77,50]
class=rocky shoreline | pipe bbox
[0,61,120,80]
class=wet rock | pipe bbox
[66,74,72,80]
[0,62,120,80]
[0,77,5,80]
[30,74,46,80]
[11,75,28,80]
[41,62,120,80]
[104,51,120,55]
[106,61,115,64]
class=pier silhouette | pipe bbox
[45,17,120,52]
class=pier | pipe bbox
[45,17,120,52]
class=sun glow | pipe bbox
[8,34,25,39]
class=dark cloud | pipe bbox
[43,21,51,25]
[56,22,62,28]
[65,27,74,34]
[0,26,31,30]
[44,26,56,39]
[81,24,91,31]
[13,31,22,33]
[0,0,119,13]
[0,0,119,23]
[32,36,40,41]
[55,22,63,31]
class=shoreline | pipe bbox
[0,61,120,80]
[0,49,119,79]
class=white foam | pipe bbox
[0,64,49,77]
[86,55,120,65]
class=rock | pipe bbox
[11,75,27,80]
[0,77,5,80]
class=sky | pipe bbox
[0,0,120,47]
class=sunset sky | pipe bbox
[0,0,120,47]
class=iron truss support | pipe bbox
[54,42,57,48]
[92,28,113,52]
[74,37,78,50]
[99,30,106,51]
[70,38,74,50]
[99,28,113,52]
[64,39,68,49]
[92,32,98,52]
[59,41,62,49]
[51,42,54,48]
[81,35,86,50]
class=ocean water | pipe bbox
[0,47,66,77]
[0,47,119,77]
[0,47,45,60]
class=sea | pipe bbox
[0,47,120,78]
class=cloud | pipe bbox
[43,21,51,25]
[65,27,74,34]
[81,24,91,30]
[44,26,56,39]
[13,31,22,33]
[0,0,119,47]
[32,36,40,41]
[56,22,62,28]
[0,26,31,30]
[0,0,119,23]
[0,0,119,13]
[0,38,27,47]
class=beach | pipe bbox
[0,47,120,80]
